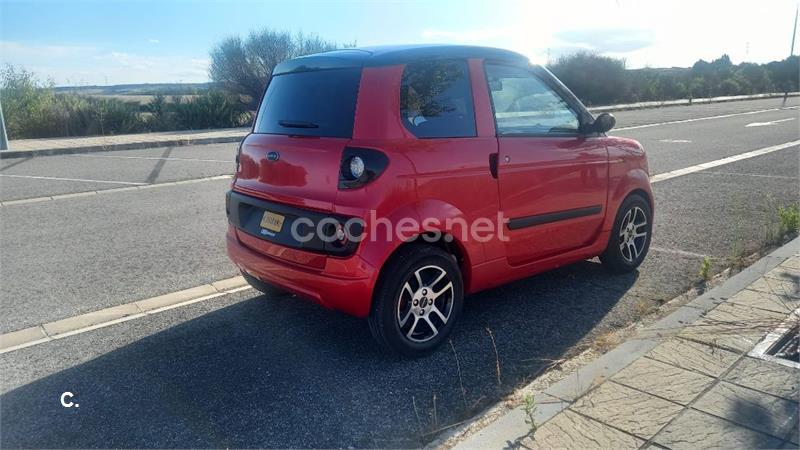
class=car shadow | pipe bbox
[1,260,636,448]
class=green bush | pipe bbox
[172,91,251,130]
[1,65,252,139]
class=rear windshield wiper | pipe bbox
[278,120,319,129]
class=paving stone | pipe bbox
[781,256,800,271]
[748,275,799,299]
[570,381,683,439]
[525,409,644,449]
[765,266,800,282]
[693,381,799,438]
[724,356,800,401]
[653,409,784,449]
[679,302,787,353]
[611,357,715,405]
[646,337,739,377]
[727,288,799,314]
[786,420,799,445]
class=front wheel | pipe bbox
[600,194,652,272]
[368,246,464,357]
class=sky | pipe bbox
[1,0,798,86]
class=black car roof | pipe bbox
[273,44,530,75]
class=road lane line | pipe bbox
[650,246,708,259]
[0,174,233,207]
[0,276,250,354]
[615,106,798,131]
[0,174,148,185]
[693,171,798,180]
[649,140,800,184]
[2,140,796,207]
[745,117,797,127]
[68,153,233,163]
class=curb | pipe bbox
[588,92,799,113]
[0,275,249,354]
[445,236,800,450]
[0,134,246,159]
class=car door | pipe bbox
[485,63,609,266]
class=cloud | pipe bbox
[147,38,160,44]
[0,41,209,85]
[554,28,655,53]
[421,28,510,43]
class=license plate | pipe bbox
[260,211,285,233]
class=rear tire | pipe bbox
[600,194,652,273]
[368,245,464,357]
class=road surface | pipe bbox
[1,97,798,448]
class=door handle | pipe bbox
[489,153,498,178]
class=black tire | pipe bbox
[600,194,652,273]
[368,245,464,357]
[241,271,285,296]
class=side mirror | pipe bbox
[590,112,616,134]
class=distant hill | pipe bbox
[54,82,212,96]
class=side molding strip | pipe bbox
[507,205,603,230]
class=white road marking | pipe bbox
[0,174,233,206]
[694,171,797,180]
[615,106,798,131]
[0,174,147,185]
[649,140,800,184]
[0,278,251,354]
[68,153,233,163]
[650,246,708,259]
[745,117,797,127]
[659,139,692,143]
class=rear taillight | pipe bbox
[338,147,388,189]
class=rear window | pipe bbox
[254,67,361,138]
[400,59,476,138]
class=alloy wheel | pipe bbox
[396,265,454,343]
[618,206,648,263]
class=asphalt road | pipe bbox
[0,97,798,448]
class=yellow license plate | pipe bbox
[260,211,285,232]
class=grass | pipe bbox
[523,394,538,435]
[699,256,713,281]
[778,203,800,235]
[591,330,621,353]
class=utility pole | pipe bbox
[791,3,798,56]
[786,3,799,105]
[0,100,8,151]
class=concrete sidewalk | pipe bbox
[453,238,799,450]
[1,127,248,158]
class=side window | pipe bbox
[400,59,476,138]
[485,64,580,136]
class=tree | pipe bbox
[548,52,628,106]
[209,30,350,109]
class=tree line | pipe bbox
[549,52,799,106]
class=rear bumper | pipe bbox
[226,225,377,318]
